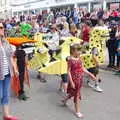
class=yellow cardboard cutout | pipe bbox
[28,28,109,75]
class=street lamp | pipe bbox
[103,0,107,10]
[88,0,91,12]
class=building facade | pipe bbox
[0,0,12,19]
[0,0,120,19]
[11,0,100,17]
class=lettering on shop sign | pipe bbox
[55,0,66,3]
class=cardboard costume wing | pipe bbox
[39,60,67,74]
[7,37,38,46]
[28,35,84,74]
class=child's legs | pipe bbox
[108,45,116,66]
[74,95,80,113]
[37,72,47,83]
[19,71,25,95]
[63,83,68,93]
[108,47,112,65]
[49,50,53,58]
[95,73,101,84]
[117,56,120,67]
[61,74,68,93]
[88,67,99,81]
[18,64,25,95]
[59,80,63,90]
[62,94,72,102]
[39,72,46,79]
[92,67,101,83]
[111,52,116,66]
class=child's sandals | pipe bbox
[76,112,84,118]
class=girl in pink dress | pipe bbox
[62,44,97,118]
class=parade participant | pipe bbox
[90,10,98,27]
[87,47,103,92]
[115,26,120,75]
[47,11,54,23]
[31,17,40,33]
[62,44,97,118]
[69,23,78,37]
[72,8,79,26]
[59,57,70,94]
[116,25,120,69]
[37,24,59,83]
[5,20,13,31]
[97,8,104,19]
[81,21,92,47]
[45,24,60,61]
[103,10,110,22]
[20,15,25,22]
[96,19,108,28]
[115,39,120,75]
[15,45,29,101]
[40,19,49,33]
[10,18,16,27]
[68,17,74,26]
[66,10,72,23]
[69,23,81,38]
[110,9,119,17]
[20,22,33,38]
[61,16,69,30]
[86,20,106,92]
[117,39,120,68]
[107,22,117,68]
[59,74,68,94]
[57,23,71,37]
[0,23,18,120]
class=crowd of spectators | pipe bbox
[0,7,120,71]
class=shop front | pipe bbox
[107,2,120,10]
[12,0,49,17]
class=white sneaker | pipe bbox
[93,85,103,92]
[87,82,94,88]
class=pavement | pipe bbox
[0,69,120,120]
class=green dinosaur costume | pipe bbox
[20,23,33,38]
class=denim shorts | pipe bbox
[61,74,68,83]
[88,67,99,76]
[0,74,10,105]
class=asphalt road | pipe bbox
[0,70,120,120]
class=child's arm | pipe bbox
[81,58,97,81]
[11,56,19,76]
[67,60,75,89]
[83,68,97,81]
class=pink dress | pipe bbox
[67,58,84,102]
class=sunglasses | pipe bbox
[0,27,4,29]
